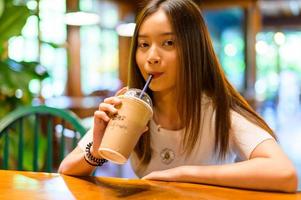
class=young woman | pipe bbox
[59,0,297,192]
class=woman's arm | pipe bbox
[58,87,128,176]
[58,113,110,176]
[58,146,97,176]
[142,139,298,193]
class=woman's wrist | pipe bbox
[84,142,108,167]
[90,146,102,159]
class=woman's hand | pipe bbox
[142,167,184,181]
[91,87,128,157]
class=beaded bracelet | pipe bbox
[84,142,108,167]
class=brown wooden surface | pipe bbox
[66,0,82,97]
[118,36,132,87]
[198,0,256,9]
[243,1,261,108]
[0,170,300,200]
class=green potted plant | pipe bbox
[0,0,48,117]
[0,0,49,170]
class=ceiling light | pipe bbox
[65,11,100,26]
[116,23,136,37]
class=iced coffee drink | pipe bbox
[98,88,153,164]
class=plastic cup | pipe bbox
[98,88,153,164]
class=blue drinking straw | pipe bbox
[139,74,153,99]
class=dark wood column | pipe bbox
[116,2,136,86]
[118,36,132,86]
[243,1,261,107]
[66,0,82,97]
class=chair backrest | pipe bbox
[0,105,87,172]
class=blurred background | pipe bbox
[0,0,301,181]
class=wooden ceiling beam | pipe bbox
[262,15,301,29]
[110,0,258,10]
[196,0,257,9]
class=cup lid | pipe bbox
[124,88,153,108]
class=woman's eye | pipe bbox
[138,42,149,48]
[163,40,174,47]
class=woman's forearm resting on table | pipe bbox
[58,147,96,176]
[143,140,298,193]
[143,158,297,192]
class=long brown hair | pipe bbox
[128,0,275,167]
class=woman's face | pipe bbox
[135,9,180,93]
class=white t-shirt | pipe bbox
[78,99,274,178]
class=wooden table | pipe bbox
[0,170,300,200]
[44,96,105,118]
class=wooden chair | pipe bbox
[0,105,87,172]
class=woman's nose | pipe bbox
[147,57,160,65]
[147,47,161,65]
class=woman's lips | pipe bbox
[150,73,163,79]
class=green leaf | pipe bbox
[0,0,4,19]
[0,59,49,103]
[0,4,31,45]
